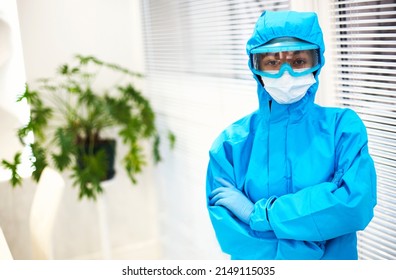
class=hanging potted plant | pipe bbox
[1,54,175,200]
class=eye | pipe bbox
[290,51,315,68]
[265,60,278,66]
[261,59,280,70]
[293,58,307,66]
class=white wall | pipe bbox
[0,0,27,178]
[18,0,144,83]
[0,0,30,259]
[0,0,160,259]
[0,0,25,114]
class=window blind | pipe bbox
[330,0,396,259]
[141,0,289,80]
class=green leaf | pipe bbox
[51,128,75,170]
[17,84,39,104]
[168,131,176,150]
[71,150,108,200]
[153,134,161,163]
[1,153,22,187]
[105,95,133,124]
[30,143,48,182]
[123,142,146,184]
[58,64,69,75]
[28,99,53,142]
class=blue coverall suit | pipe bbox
[206,10,377,260]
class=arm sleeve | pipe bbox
[207,144,326,259]
[263,109,377,241]
[206,138,278,258]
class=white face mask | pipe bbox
[261,72,316,104]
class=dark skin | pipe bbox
[259,50,315,71]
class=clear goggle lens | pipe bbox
[252,49,320,78]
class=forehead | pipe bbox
[263,50,312,58]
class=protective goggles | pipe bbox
[251,37,320,78]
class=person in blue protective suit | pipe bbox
[206,10,377,260]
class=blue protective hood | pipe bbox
[246,11,325,106]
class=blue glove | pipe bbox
[209,178,254,224]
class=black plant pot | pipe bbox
[77,139,116,181]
